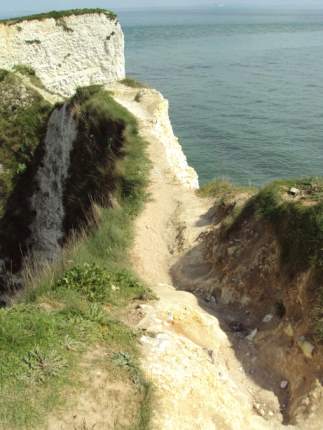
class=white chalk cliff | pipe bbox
[0,12,125,96]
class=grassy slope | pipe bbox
[197,179,251,199]
[0,87,152,429]
[200,177,323,272]
[0,9,117,25]
[202,177,323,341]
[0,70,52,217]
[235,177,323,271]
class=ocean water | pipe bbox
[121,9,323,186]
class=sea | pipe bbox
[120,8,323,186]
[1,8,322,187]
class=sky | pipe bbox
[1,0,323,17]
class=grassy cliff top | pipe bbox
[0,8,117,25]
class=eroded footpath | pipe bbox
[114,84,323,430]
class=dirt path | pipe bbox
[113,85,303,430]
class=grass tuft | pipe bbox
[0,9,117,25]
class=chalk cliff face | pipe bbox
[117,87,199,190]
[29,103,77,260]
[0,12,125,96]
[150,90,199,190]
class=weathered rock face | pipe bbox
[0,12,125,96]
[120,87,199,190]
[29,103,77,261]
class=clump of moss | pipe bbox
[13,65,45,89]
[0,8,117,25]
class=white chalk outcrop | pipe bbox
[149,90,199,190]
[0,12,125,96]
[114,86,199,190]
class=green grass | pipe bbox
[0,70,52,217]
[0,87,153,429]
[197,179,235,198]
[13,65,45,89]
[223,177,323,271]
[0,9,117,25]
[198,179,250,199]
[0,299,149,428]
[64,86,150,235]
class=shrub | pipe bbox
[53,263,151,306]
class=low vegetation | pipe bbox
[235,177,323,271]
[198,179,242,199]
[13,65,45,89]
[0,85,153,429]
[0,70,52,217]
[0,9,117,25]
[64,84,150,234]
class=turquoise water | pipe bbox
[121,9,323,186]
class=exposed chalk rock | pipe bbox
[246,328,258,341]
[29,103,77,260]
[280,380,289,390]
[284,323,294,337]
[289,187,300,196]
[114,87,199,190]
[297,337,315,359]
[0,12,125,96]
[145,89,199,189]
[263,314,273,323]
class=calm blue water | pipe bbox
[120,9,323,186]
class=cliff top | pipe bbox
[0,8,117,25]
